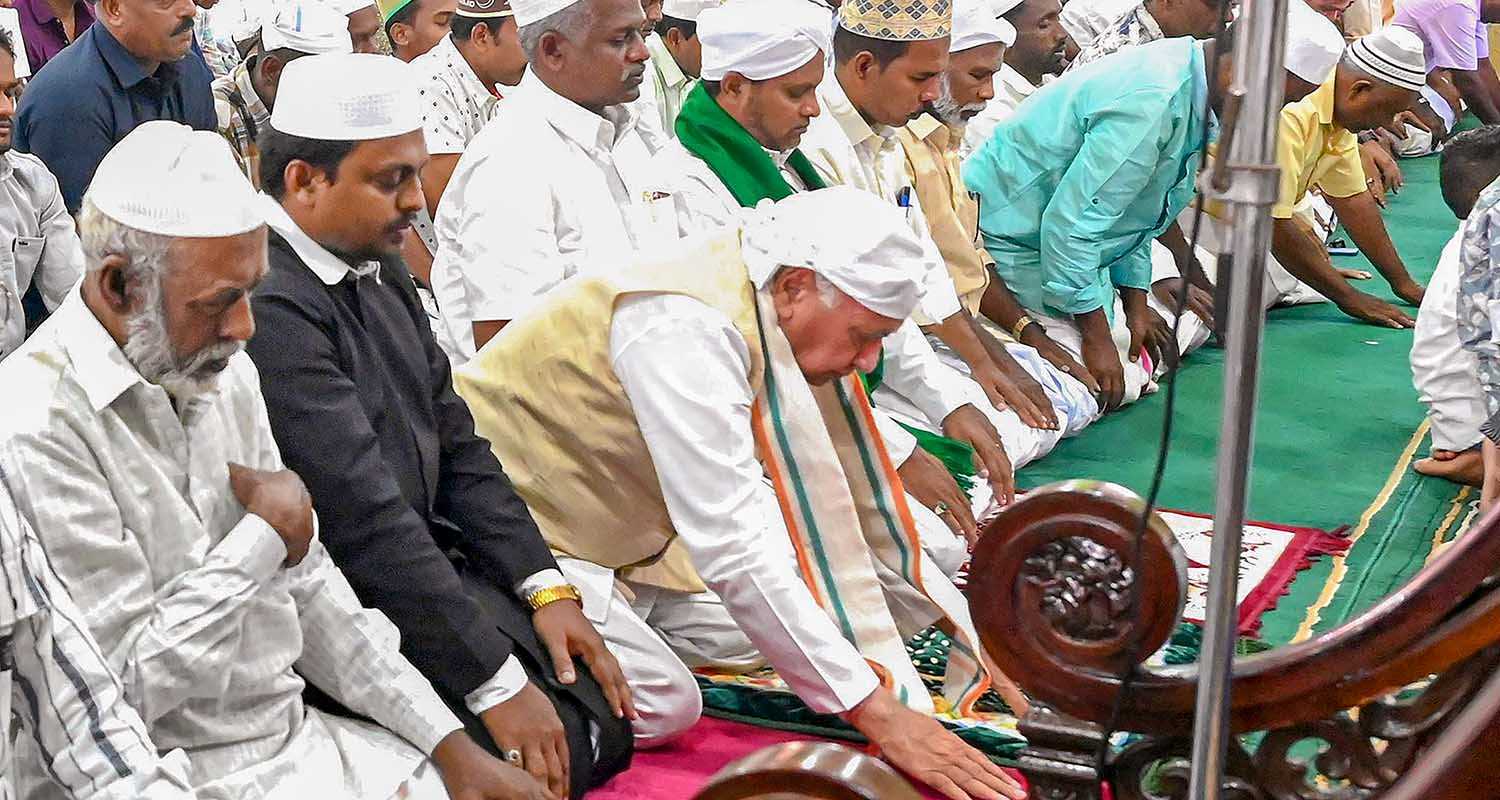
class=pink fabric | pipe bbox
[591,717,1043,799]
[1391,0,1488,72]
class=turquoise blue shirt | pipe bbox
[962,37,1217,318]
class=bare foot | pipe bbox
[1415,449,1484,487]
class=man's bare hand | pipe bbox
[227,464,314,566]
[847,689,1024,800]
[1152,278,1215,330]
[1079,326,1124,411]
[1019,326,1097,394]
[899,447,978,545]
[1337,291,1415,328]
[532,599,635,722]
[432,731,552,800]
[1125,306,1174,372]
[480,684,570,799]
[941,405,1014,507]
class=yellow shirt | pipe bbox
[897,114,991,316]
[1273,76,1367,219]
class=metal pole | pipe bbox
[1188,1,1288,797]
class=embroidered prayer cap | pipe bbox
[950,0,1010,50]
[1346,26,1426,92]
[1284,0,1343,83]
[662,0,720,20]
[457,0,514,19]
[699,0,832,81]
[375,0,413,21]
[85,121,263,238]
[271,53,423,139]
[262,2,354,54]
[838,0,952,41]
[512,0,583,25]
[741,187,926,321]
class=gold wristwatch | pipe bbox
[527,584,582,611]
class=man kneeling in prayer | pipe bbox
[455,187,1024,800]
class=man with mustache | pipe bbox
[244,53,635,799]
[0,120,547,800]
[13,0,215,214]
[428,0,666,362]
[455,186,1025,800]
[895,0,1100,447]
[960,0,1068,159]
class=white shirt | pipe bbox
[410,34,501,256]
[0,292,464,797]
[0,483,196,800]
[799,74,962,326]
[262,198,561,715]
[960,65,1039,161]
[429,70,670,363]
[608,291,881,714]
[0,151,84,362]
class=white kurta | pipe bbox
[0,292,462,800]
[429,70,671,363]
[607,291,884,714]
[1412,226,1486,452]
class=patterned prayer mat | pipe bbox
[694,511,1345,759]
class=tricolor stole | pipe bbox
[746,289,991,715]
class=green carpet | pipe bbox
[1016,146,1476,647]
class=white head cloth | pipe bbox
[1284,0,1343,83]
[952,0,1010,50]
[262,2,354,54]
[327,0,376,15]
[699,0,831,81]
[1346,26,1427,91]
[983,0,1021,49]
[741,187,926,320]
[512,0,582,25]
[85,121,263,238]
[271,53,422,139]
[662,0,720,21]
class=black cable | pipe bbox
[1094,7,1236,771]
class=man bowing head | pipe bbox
[456,187,1025,800]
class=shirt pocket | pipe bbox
[11,236,44,292]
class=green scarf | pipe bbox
[675,82,827,203]
[676,81,977,491]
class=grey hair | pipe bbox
[517,1,595,61]
[76,200,174,292]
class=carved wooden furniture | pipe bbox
[692,741,923,800]
[968,480,1500,799]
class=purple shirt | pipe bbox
[14,0,96,73]
[1391,0,1489,72]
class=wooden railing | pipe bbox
[965,480,1500,799]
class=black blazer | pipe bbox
[248,231,561,698]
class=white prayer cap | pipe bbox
[1284,0,1342,83]
[84,121,263,238]
[662,0,719,21]
[327,0,376,15]
[512,0,582,26]
[699,0,831,81]
[985,0,1023,17]
[741,187,926,321]
[951,0,1010,50]
[262,2,354,54]
[271,53,422,140]
[1346,26,1426,92]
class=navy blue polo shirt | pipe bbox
[15,24,214,213]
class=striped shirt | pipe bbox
[0,289,464,798]
[0,474,195,800]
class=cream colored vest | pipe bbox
[453,231,765,593]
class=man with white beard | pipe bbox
[0,121,546,800]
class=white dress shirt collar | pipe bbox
[52,288,144,413]
[523,70,641,155]
[261,196,382,285]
